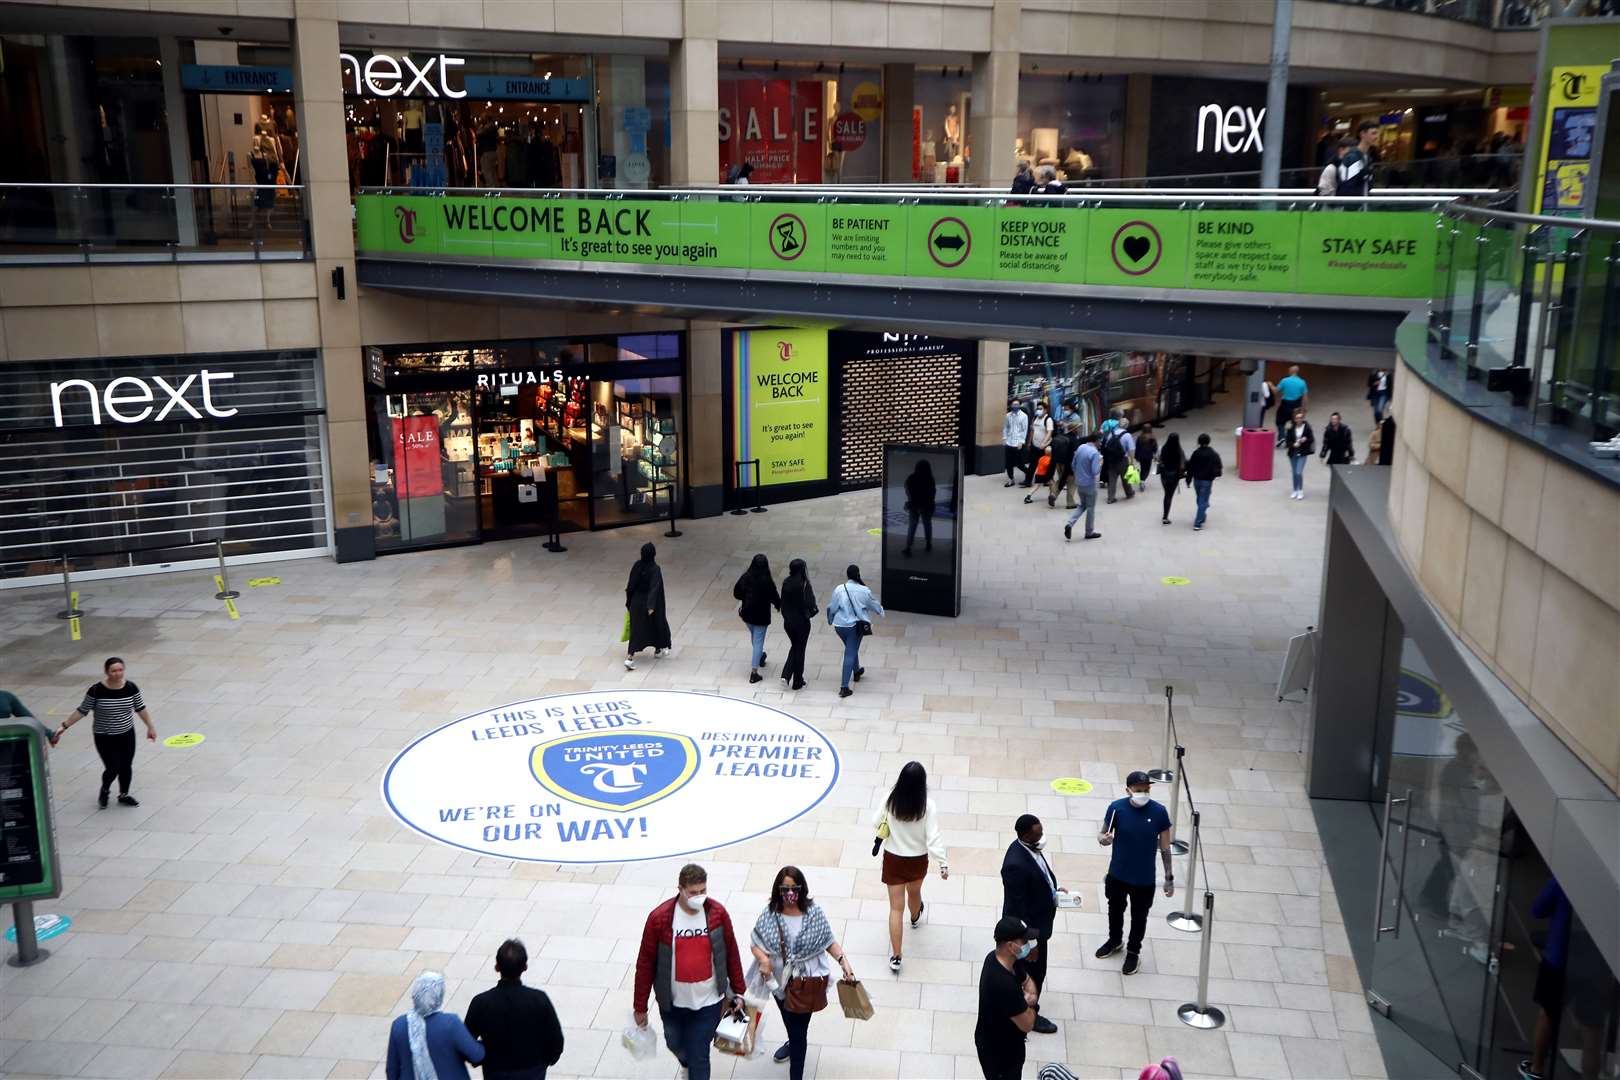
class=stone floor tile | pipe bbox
[1225,1031,1293,1080]
[160,1050,257,1079]
[77,1044,180,1079]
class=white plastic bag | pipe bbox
[743,959,778,1007]
[621,1012,657,1061]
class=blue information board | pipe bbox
[463,75,590,102]
[180,64,295,94]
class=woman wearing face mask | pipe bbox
[748,866,855,1080]
[778,559,817,690]
[975,917,1041,1080]
[1095,771,1174,976]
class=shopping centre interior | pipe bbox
[0,2,1617,1079]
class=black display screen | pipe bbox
[0,736,45,888]
[881,444,963,617]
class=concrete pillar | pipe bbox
[686,321,725,517]
[1122,74,1152,180]
[968,0,1020,187]
[881,63,915,182]
[158,36,199,245]
[670,1,719,187]
[974,341,1011,474]
[598,55,650,189]
[292,1,370,560]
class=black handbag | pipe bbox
[842,585,873,637]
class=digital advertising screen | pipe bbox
[880,443,962,617]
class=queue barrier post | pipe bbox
[1167,745,1189,855]
[55,556,83,621]
[730,461,751,516]
[1167,809,1204,933]
[212,539,240,600]
[1149,684,1175,782]
[8,901,47,968]
[1176,892,1226,1030]
[662,484,682,539]
[748,461,767,513]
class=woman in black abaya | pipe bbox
[624,542,672,670]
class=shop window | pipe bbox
[719,63,884,184]
[367,389,477,550]
[591,376,681,527]
[1014,73,1125,182]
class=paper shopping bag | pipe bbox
[837,977,875,1021]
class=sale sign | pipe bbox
[831,111,867,152]
[392,414,444,497]
[718,79,822,184]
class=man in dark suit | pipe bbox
[464,938,566,1080]
[1000,814,1065,1034]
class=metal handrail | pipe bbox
[361,185,1483,205]
[1444,202,1620,232]
[0,182,306,191]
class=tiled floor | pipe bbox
[0,368,1388,1079]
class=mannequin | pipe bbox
[943,104,961,159]
[402,100,425,154]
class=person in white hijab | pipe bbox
[386,971,486,1080]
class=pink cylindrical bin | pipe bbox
[1239,428,1273,481]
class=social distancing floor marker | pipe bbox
[5,913,70,943]
[1161,576,1192,586]
[248,577,281,587]
[866,528,882,536]
[68,591,81,641]
[163,733,205,749]
[214,576,241,620]
[1050,777,1094,795]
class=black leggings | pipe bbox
[94,729,136,796]
[781,618,810,685]
[1160,472,1181,519]
[775,998,813,1080]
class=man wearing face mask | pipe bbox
[1002,400,1030,487]
[975,916,1041,1080]
[1000,815,1067,1033]
[633,863,747,1080]
[1023,400,1053,491]
[1095,771,1174,976]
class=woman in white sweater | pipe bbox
[873,761,949,973]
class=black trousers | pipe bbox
[1160,472,1180,519]
[775,998,813,1080]
[780,617,810,686]
[977,1045,1024,1080]
[1004,445,1022,480]
[1028,934,1050,997]
[905,509,933,551]
[1276,399,1299,443]
[94,729,136,795]
[1105,873,1156,954]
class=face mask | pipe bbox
[1129,791,1151,807]
[679,891,706,911]
[1015,941,1036,959]
[780,889,799,905]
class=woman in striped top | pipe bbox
[54,657,156,808]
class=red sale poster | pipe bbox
[718,79,822,184]
[392,415,444,497]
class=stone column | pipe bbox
[1122,74,1153,179]
[975,340,1011,475]
[881,63,915,182]
[968,0,1020,187]
[670,0,719,187]
[292,1,370,561]
[157,36,198,245]
[686,321,725,517]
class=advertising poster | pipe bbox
[1536,66,1604,214]
[732,328,829,487]
[995,207,1088,283]
[718,80,823,184]
[392,414,445,497]
[1085,209,1192,289]
[881,444,962,617]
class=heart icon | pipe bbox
[1122,235,1153,264]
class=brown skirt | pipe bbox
[881,850,928,885]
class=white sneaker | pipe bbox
[655,648,669,658]
[624,658,636,670]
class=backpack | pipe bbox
[1101,429,1126,464]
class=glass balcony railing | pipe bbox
[0,184,310,263]
[1428,203,1620,448]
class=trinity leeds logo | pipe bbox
[776,340,795,362]
[395,206,417,244]
[1561,71,1588,100]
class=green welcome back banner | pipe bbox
[358,195,1440,299]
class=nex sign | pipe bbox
[340,52,466,98]
[50,371,238,427]
[1195,104,1265,154]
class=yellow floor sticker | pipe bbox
[1160,576,1192,586]
[69,617,81,641]
[223,598,240,620]
[866,528,882,536]
[163,733,205,748]
[248,577,281,587]
[1050,777,1094,795]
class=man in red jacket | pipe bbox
[632,863,746,1080]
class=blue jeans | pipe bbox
[775,998,813,1080]
[659,1001,723,1080]
[1193,478,1213,527]
[835,623,861,689]
[1290,454,1307,493]
[1065,484,1097,535]
[748,622,767,668]
[1371,392,1389,422]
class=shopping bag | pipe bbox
[744,960,778,1006]
[620,611,631,642]
[712,1001,764,1057]
[1124,463,1141,487]
[837,977,875,1021]
[621,1013,657,1061]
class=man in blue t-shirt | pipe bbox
[1095,770,1174,976]
[1275,366,1309,447]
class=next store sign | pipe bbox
[357,194,1442,299]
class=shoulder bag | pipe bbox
[841,585,873,638]
[871,811,889,857]
[776,913,829,1014]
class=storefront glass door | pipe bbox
[1368,639,1507,1077]
[587,372,681,529]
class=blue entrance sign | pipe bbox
[181,64,295,93]
[463,75,590,102]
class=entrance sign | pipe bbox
[382,690,840,864]
[732,328,829,486]
[356,194,1443,299]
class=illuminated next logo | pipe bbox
[1196,104,1265,154]
[339,52,466,98]
[50,371,238,427]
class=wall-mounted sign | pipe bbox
[832,112,868,152]
[49,371,237,428]
[463,75,589,102]
[1196,104,1265,154]
[732,328,829,486]
[180,64,294,93]
[474,369,564,390]
[339,52,466,98]
[381,690,840,864]
[852,81,884,123]
[718,80,822,184]
[1536,65,1603,213]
